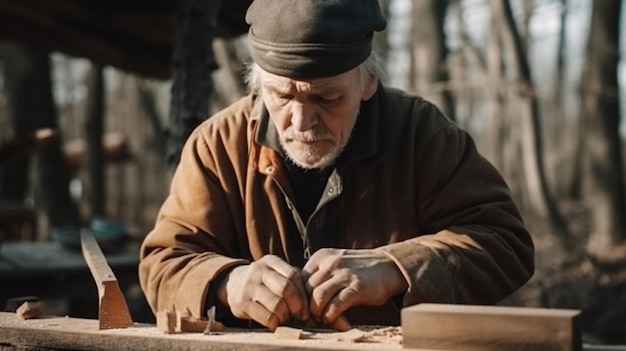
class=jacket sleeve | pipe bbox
[377,107,534,306]
[138,124,249,318]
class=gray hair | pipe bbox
[245,52,386,93]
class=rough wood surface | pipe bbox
[327,328,366,343]
[0,312,403,351]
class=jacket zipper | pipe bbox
[269,170,343,260]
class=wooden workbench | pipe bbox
[0,312,404,351]
[2,310,624,351]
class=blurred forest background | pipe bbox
[1,0,626,344]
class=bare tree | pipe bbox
[168,0,221,168]
[547,0,575,199]
[486,0,507,175]
[374,0,391,65]
[489,0,569,237]
[3,46,80,230]
[579,0,626,256]
[211,37,248,111]
[410,0,455,120]
[447,1,487,132]
[1,46,34,202]
[136,79,167,156]
[85,63,105,217]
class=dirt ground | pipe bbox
[504,201,626,344]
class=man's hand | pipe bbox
[302,248,408,330]
[217,254,310,330]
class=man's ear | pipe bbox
[362,76,378,101]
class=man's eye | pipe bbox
[317,96,340,105]
[273,94,293,104]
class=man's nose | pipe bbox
[290,102,317,131]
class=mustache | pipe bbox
[283,126,333,142]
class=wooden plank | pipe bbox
[81,233,133,330]
[0,312,403,351]
[402,303,581,351]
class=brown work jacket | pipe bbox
[139,86,534,327]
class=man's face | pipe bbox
[260,67,377,169]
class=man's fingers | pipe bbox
[252,286,290,323]
[308,273,361,327]
[323,287,360,325]
[308,275,344,318]
[262,269,309,320]
[301,254,321,280]
[328,314,351,332]
[246,299,281,331]
[304,268,332,296]
[263,255,310,320]
[224,258,307,330]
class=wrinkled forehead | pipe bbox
[259,67,360,94]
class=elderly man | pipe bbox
[139,0,534,331]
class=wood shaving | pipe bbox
[16,301,45,320]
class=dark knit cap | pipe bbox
[245,0,387,78]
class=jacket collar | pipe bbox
[253,84,386,170]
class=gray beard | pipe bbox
[279,139,346,169]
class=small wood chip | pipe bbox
[156,310,176,334]
[274,326,303,340]
[333,328,366,343]
[16,301,45,320]
[365,326,402,338]
[171,314,225,334]
[177,315,207,333]
[207,320,225,333]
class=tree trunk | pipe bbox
[136,79,166,156]
[487,1,506,174]
[4,46,81,231]
[85,63,105,218]
[410,0,455,120]
[373,0,391,64]
[212,37,248,110]
[449,0,486,132]
[491,0,569,237]
[168,0,221,168]
[1,46,36,201]
[579,0,626,256]
[549,0,573,199]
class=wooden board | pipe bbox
[402,303,581,351]
[81,233,133,330]
[0,312,403,351]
